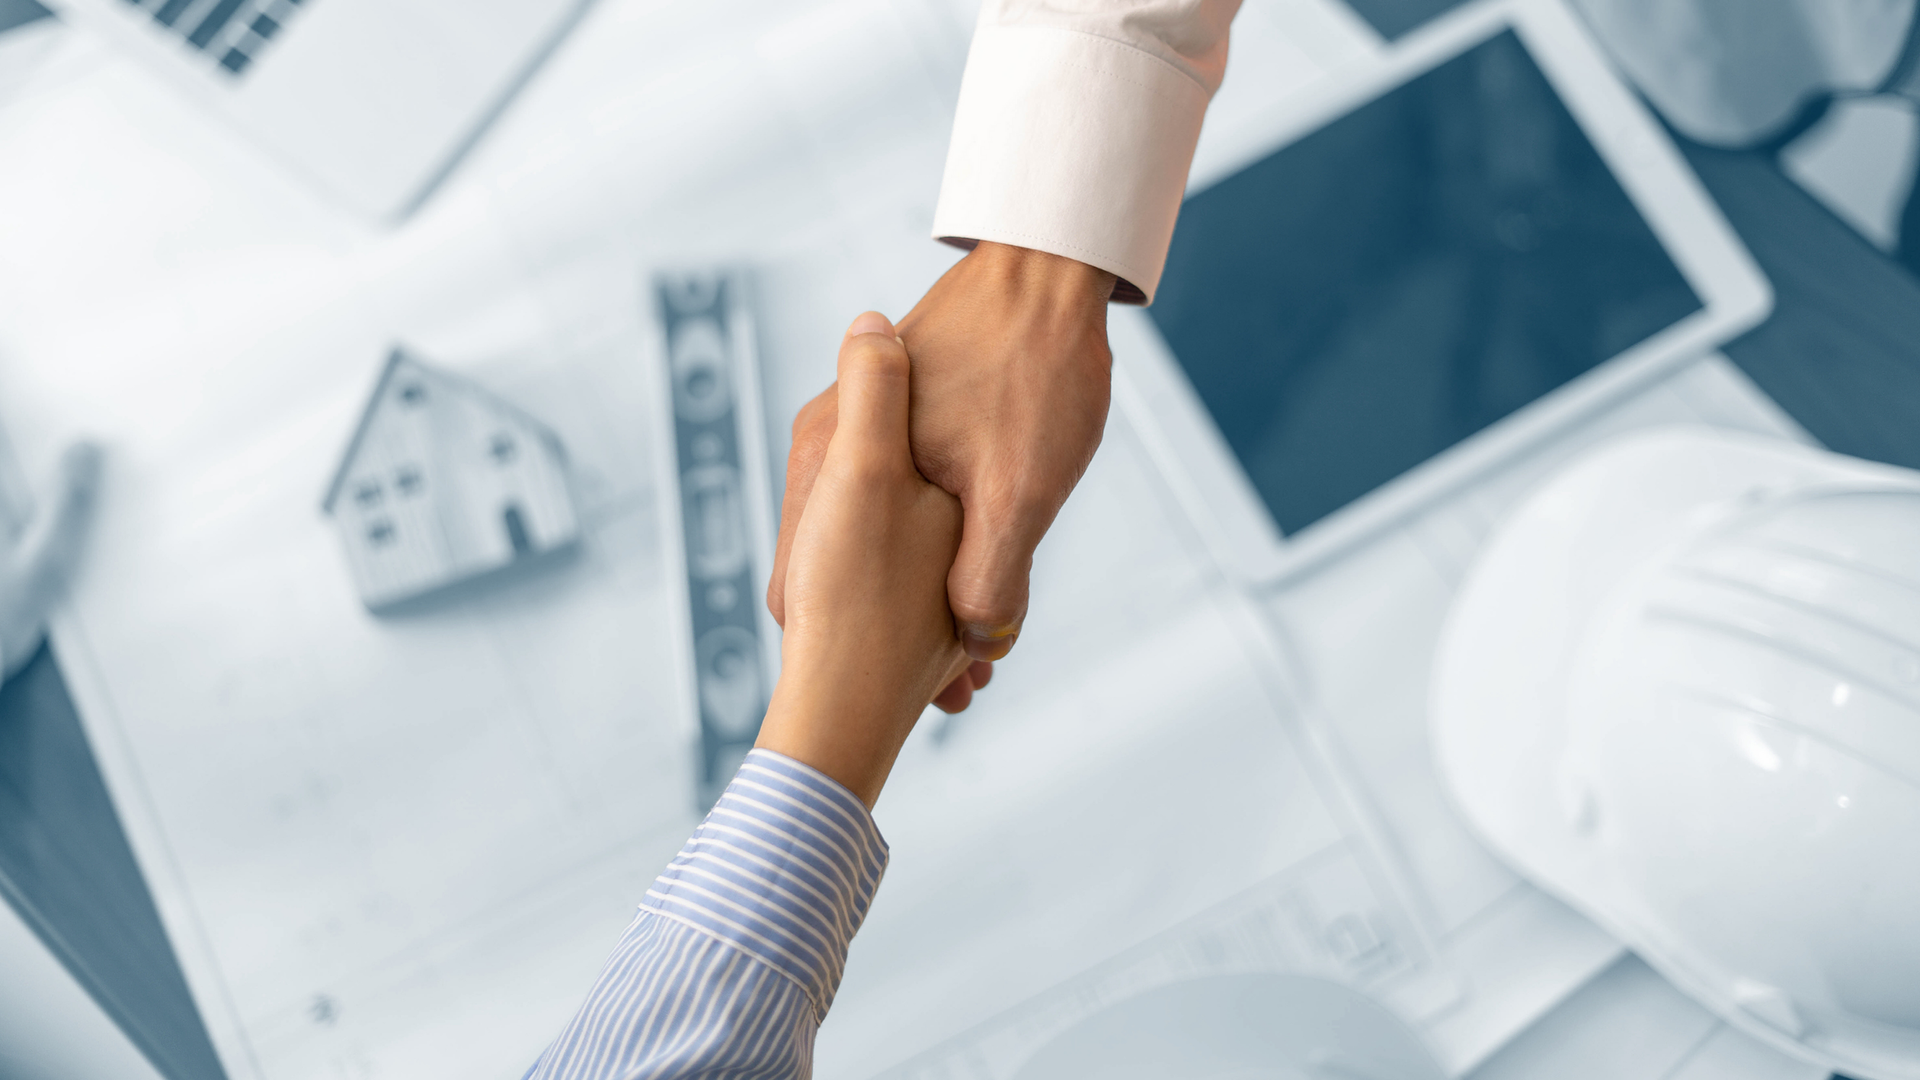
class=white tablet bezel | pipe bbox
[1113,0,1773,588]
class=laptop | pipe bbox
[42,0,593,219]
[1112,0,1773,586]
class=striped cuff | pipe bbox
[641,749,888,1021]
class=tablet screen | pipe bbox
[1149,30,1702,537]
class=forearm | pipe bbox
[526,751,887,1079]
[935,0,1244,304]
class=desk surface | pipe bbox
[2,21,1917,1080]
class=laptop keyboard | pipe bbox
[116,0,307,76]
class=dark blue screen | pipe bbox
[1149,31,1702,536]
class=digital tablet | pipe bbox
[1112,0,1772,586]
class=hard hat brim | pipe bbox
[1430,425,1920,1076]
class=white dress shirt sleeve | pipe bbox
[932,0,1245,304]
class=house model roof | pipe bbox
[321,347,568,514]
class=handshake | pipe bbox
[756,243,1118,807]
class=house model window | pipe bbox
[322,349,581,612]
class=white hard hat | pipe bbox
[1432,427,1920,1080]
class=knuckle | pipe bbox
[972,475,1059,535]
[790,426,832,466]
[947,576,1025,628]
[791,390,836,439]
[788,420,836,468]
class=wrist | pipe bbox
[753,674,915,809]
[965,241,1119,312]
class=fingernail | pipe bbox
[846,311,893,338]
[963,625,1018,662]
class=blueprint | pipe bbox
[815,413,1459,1078]
[34,280,705,1078]
[13,253,1458,1080]
[0,1,1829,1078]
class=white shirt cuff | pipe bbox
[931,23,1214,305]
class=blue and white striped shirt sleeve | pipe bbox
[524,749,889,1079]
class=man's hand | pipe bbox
[768,243,1116,675]
[1,443,102,680]
[756,313,977,807]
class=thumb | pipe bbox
[831,312,911,465]
[946,500,1050,662]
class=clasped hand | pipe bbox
[766,242,1117,713]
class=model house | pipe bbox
[322,349,579,611]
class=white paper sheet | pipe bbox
[815,414,1459,1078]
[34,266,708,1078]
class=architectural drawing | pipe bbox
[322,349,580,612]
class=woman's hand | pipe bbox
[754,313,980,807]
